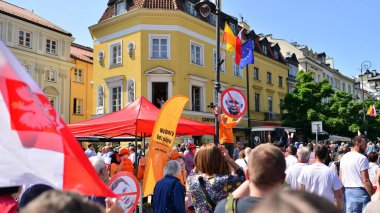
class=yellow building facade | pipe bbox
[69,43,94,124]
[89,0,288,144]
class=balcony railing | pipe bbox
[264,112,281,121]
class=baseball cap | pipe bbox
[118,147,132,155]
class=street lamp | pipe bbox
[195,0,221,144]
[360,61,371,136]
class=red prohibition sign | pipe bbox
[108,171,141,213]
[221,88,247,118]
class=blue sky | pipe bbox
[7,0,379,78]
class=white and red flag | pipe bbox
[0,41,114,197]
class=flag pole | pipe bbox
[246,66,252,147]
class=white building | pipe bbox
[266,35,355,98]
[0,1,74,122]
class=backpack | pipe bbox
[225,193,239,213]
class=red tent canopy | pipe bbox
[68,96,215,138]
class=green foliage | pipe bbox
[282,70,380,141]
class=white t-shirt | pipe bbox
[368,162,379,186]
[235,157,249,170]
[298,163,343,203]
[340,151,369,188]
[285,163,308,189]
[286,155,298,170]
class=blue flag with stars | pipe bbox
[240,39,254,69]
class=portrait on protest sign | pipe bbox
[221,88,247,118]
[109,171,140,213]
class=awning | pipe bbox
[328,135,351,142]
[251,127,276,132]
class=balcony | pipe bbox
[264,112,281,121]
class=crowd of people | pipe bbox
[4,116,380,212]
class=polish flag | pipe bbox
[0,41,115,197]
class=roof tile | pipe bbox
[0,0,71,36]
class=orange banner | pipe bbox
[142,96,189,197]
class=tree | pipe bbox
[282,70,334,141]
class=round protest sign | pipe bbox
[108,171,141,213]
[221,88,247,118]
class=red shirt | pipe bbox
[0,195,17,213]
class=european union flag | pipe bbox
[239,39,254,69]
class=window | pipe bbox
[47,96,58,112]
[348,85,352,94]
[190,75,206,112]
[45,70,57,82]
[73,98,83,114]
[262,44,267,54]
[253,67,259,80]
[233,56,242,77]
[191,86,201,111]
[280,99,284,115]
[109,41,122,66]
[190,41,204,66]
[115,0,126,15]
[278,76,283,87]
[46,39,57,55]
[267,72,272,83]
[74,68,83,83]
[111,86,122,112]
[228,23,236,34]
[268,96,273,112]
[24,64,31,75]
[274,50,279,59]
[342,82,346,92]
[149,35,170,59]
[213,49,225,72]
[186,2,197,16]
[254,93,260,112]
[19,30,31,48]
[209,14,217,25]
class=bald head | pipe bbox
[248,144,286,189]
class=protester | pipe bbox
[129,146,136,165]
[235,150,247,170]
[18,184,53,210]
[184,142,196,176]
[0,186,22,213]
[215,144,286,213]
[152,160,185,213]
[169,150,187,187]
[97,145,104,157]
[298,144,343,208]
[233,141,244,160]
[85,143,97,158]
[340,135,373,213]
[187,143,245,212]
[20,190,108,213]
[137,155,146,182]
[285,147,310,189]
[251,190,341,213]
[219,114,243,158]
[368,152,379,191]
[118,148,134,174]
[308,143,315,163]
[285,144,298,170]
[88,156,109,207]
[109,152,121,177]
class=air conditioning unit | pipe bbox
[98,51,104,62]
